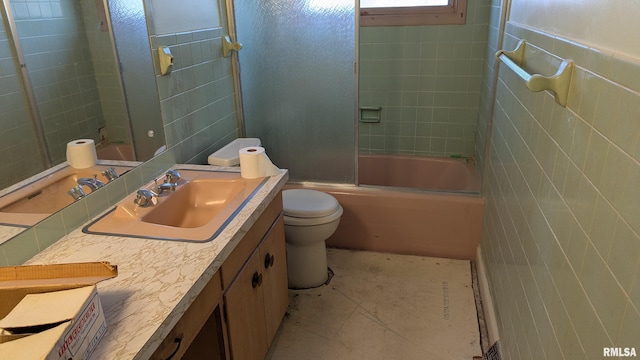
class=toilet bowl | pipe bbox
[282,189,343,289]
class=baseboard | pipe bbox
[475,246,500,344]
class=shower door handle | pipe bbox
[222,35,243,57]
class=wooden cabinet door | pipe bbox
[223,249,268,360]
[151,272,223,360]
[259,216,289,344]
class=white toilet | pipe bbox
[208,139,343,289]
[282,189,343,289]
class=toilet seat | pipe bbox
[283,208,343,226]
[282,189,343,226]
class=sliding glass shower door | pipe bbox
[233,0,356,183]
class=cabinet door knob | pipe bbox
[252,272,263,288]
[264,253,271,268]
[163,333,183,360]
[264,253,276,268]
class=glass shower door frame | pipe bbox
[223,0,246,138]
[229,0,358,183]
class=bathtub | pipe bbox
[359,154,480,193]
[283,183,484,260]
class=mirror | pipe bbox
[0,0,165,234]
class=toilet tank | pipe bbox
[208,138,261,166]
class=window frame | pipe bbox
[360,0,467,27]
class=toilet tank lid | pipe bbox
[282,189,340,218]
[208,138,261,166]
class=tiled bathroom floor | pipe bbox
[266,249,483,360]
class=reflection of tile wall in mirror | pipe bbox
[0,0,157,191]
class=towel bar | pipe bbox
[496,40,574,107]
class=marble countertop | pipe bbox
[24,164,289,359]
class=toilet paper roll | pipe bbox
[66,139,98,169]
[239,147,281,179]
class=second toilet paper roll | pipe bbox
[239,147,281,179]
[66,139,98,169]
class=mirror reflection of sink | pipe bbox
[0,165,133,226]
[82,170,268,242]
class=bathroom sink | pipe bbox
[82,170,268,242]
[0,165,132,226]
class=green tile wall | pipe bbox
[11,0,107,163]
[81,1,131,144]
[481,22,640,358]
[151,28,239,165]
[0,8,46,189]
[0,1,133,188]
[474,0,503,180]
[359,0,490,157]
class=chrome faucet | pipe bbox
[68,185,86,201]
[134,189,157,207]
[135,170,181,206]
[165,169,181,184]
[153,170,181,196]
[102,167,119,182]
[155,180,177,196]
[77,177,105,191]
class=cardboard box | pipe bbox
[0,262,118,359]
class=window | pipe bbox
[360,0,467,26]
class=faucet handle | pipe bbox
[154,178,176,196]
[68,186,86,201]
[102,167,119,182]
[165,169,181,184]
[134,189,157,207]
[157,182,177,196]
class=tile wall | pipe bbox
[481,22,640,358]
[358,0,490,157]
[0,7,45,189]
[12,0,106,163]
[0,0,134,188]
[81,1,130,144]
[151,28,239,165]
[473,0,503,180]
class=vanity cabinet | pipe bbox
[221,192,288,360]
[224,216,287,359]
[150,271,225,360]
[150,192,287,360]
